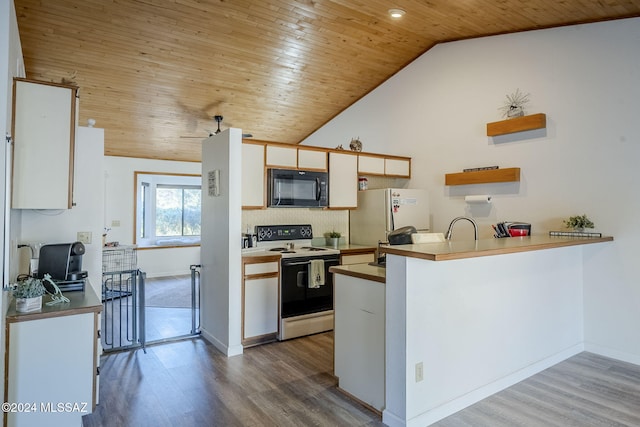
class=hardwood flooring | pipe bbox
[84,334,640,427]
[83,332,383,427]
[433,352,640,427]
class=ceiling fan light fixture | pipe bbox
[214,115,223,134]
[388,8,406,18]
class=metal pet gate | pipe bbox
[102,246,146,352]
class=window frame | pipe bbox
[134,171,202,247]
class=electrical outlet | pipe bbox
[415,362,424,382]
[77,231,92,244]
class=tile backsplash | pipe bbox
[242,208,349,240]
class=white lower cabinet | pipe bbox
[242,258,280,345]
[334,272,385,411]
[5,289,101,427]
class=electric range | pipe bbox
[254,224,340,340]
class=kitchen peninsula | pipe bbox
[377,235,612,427]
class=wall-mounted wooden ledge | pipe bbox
[445,167,520,185]
[380,235,613,261]
[487,113,546,136]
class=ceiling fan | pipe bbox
[181,115,253,139]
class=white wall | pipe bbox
[200,129,243,356]
[20,127,105,296]
[104,155,201,277]
[303,18,640,363]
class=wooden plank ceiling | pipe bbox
[14,0,640,162]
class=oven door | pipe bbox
[280,254,339,318]
[268,169,328,207]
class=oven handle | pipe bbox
[283,261,311,266]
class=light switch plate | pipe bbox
[77,231,92,244]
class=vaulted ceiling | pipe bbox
[13,0,640,162]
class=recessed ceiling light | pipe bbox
[388,8,406,18]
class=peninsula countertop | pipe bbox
[329,263,386,283]
[379,234,613,261]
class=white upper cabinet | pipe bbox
[12,79,77,209]
[266,145,297,168]
[358,154,385,175]
[242,142,266,208]
[329,152,358,209]
[385,158,411,177]
[297,148,327,170]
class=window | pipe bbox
[135,172,201,246]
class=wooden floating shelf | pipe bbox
[486,113,546,136]
[445,167,520,186]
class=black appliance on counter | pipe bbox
[37,242,88,291]
[267,169,328,208]
[254,224,340,340]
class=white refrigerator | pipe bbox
[349,188,430,246]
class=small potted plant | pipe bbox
[326,230,341,249]
[499,88,530,119]
[12,276,47,312]
[563,214,595,232]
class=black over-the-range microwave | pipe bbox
[267,168,328,208]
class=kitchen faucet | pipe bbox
[446,216,478,240]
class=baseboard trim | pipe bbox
[200,328,244,357]
[584,342,640,366]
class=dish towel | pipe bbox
[308,259,325,288]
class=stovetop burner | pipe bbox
[300,246,326,251]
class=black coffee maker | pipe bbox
[38,242,88,291]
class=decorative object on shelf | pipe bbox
[549,230,602,238]
[563,214,595,232]
[349,137,363,152]
[499,88,530,119]
[103,227,111,247]
[463,166,499,172]
[335,144,344,150]
[326,230,341,248]
[12,276,46,312]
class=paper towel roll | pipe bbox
[465,195,492,204]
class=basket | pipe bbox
[102,246,137,273]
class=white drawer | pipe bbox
[245,261,279,275]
